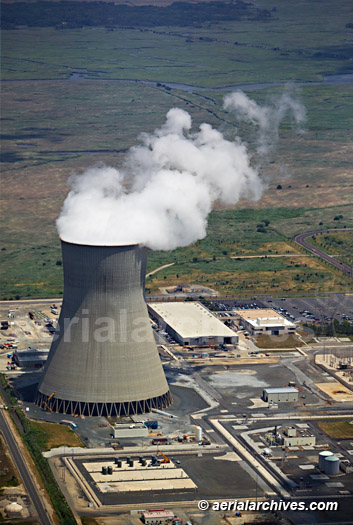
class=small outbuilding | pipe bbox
[263,387,299,403]
[141,509,175,524]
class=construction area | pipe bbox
[81,455,196,494]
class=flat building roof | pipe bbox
[264,387,299,394]
[235,309,296,329]
[149,302,236,339]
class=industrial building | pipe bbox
[13,348,49,368]
[148,301,238,346]
[263,387,299,403]
[235,309,296,336]
[141,510,175,524]
[282,425,316,446]
[112,423,149,439]
[36,241,172,416]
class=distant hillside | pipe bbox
[1,0,272,29]
[1,0,226,4]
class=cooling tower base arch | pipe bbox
[35,391,173,417]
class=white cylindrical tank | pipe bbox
[319,450,333,470]
[324,455,340,476]
[195,425,202,442]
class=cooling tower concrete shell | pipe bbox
[36,240,172,416]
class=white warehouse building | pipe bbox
[148,302,238,347]
[263,387,299,403]
[235,309,296,336]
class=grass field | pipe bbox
[306,231,353,268]
[27,420,84,452]
[1,205,352,299]
[254,334,304,349]
[1,0,353,299]
[317,420,353,439]
[0,434,20,488]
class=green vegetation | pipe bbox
[81,518,100,525]
[14,409,76,524]
[254,335,304,349]
[2,1,271,30]
[1,0,353,299]
[317,419,353,439]
[1,206,352,299]
[306,231,353,269]
[304,319,353,338]
[0,435,19,489]
[0,374,18,406]
[145,206,352,296]
[23,420,84,452]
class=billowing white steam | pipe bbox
[224,89,306,156]
[57,90,305,250]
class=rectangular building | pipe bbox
[148,302,238,347]
[263,387,299,403]
[235,309,296,336]
[142,510,175,524]
[13,348,49,368]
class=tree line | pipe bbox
[2,1,272,29]
[305,319,353,337]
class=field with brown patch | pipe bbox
[317,420,353,439]
[1,1,353,298]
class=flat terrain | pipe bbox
[317,420,353,439]
[1,0,353,299]
[28,420,84,451]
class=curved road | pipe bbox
[294,228,353,277]
[0,410,51,525]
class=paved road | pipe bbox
[294,228,353,277]
[0,409,52,525]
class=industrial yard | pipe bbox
[1,292,353,523]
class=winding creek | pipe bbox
[2,73,353,93]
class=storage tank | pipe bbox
[324,455,340,476]
[36,241,172,416]
[195,425,203,442]
[319,450,333,470]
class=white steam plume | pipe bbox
[57,90,305,250]
[224,87,306,156]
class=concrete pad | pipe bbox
[302,446,315,450]
[347,450,353,455]
[249,398,268,409]
[287,446,300,451]
[311,474,329,480]
[83,461,175,473]
[91,467,188,483]
[325,482,344,488]
[232,425,248,430]
[296,423,309,429]
[299,464,315,470]
[214,452,241,462]
[96,478,196,493]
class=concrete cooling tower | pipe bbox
[36,240,172,416]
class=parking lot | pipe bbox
[204,293,353,326]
